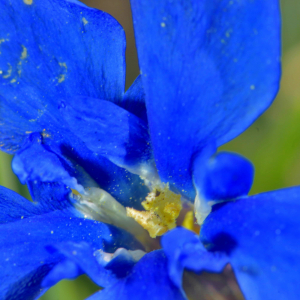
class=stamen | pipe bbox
[70,188,81,196]
[194,194,215,225]
[71,187,151,245]
[126,208,168,238]
[181,210,200,235]
[182,211,194,231]
[126,184,182,238]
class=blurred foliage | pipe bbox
[0,0,299,299]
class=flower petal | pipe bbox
[88,250,186,300]
[200,187,300,300]
[122,75,148,123]
[59,96,152,175]
[42,242,112,288]
[12,133,84,193]
[193,151,254,224]
[162,227,228,293]
[0,183,72,222]
[41,259,84,289]
[0,0,125,154]
[194,152,254,201]
[130,0,281,193]
[27,141,149,209]
[0,185,141,299]
[0,0,148,207]
[43,243,146,289]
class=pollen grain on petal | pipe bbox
[82,17,88,26]
[23,0,33,5]
[42,128,51,138]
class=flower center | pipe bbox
[71,183,186,244]
[126,184,182,238]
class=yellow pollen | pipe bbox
[57,62,67,83]
[82,17,88,26]
[126,184,182,238]
[3,63,12,78]
[58,74,65,83]
[41,128,50,138]
[182,211,194,231]
[59,62,67,70]
[181,210,200,234]
[21,45,28,60]
[71,188,81,196]
[23,0,33,5]
[126,208,168,238]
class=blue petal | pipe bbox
[0,0,148,207]
[42,134,148,208]
[200,187,300,300]
[12,133,84,193]
[88,250,185,300]
[130,0,281,193]
[42,242,112,288]
[193,151,254,201]
[43,243,145,289]
[99,248,140,278]
[0,0,125,153]
[59,96,152,172]
[0,185,141,299]
[47,139,148,208]
[41,259,84,288]
[0,183,73,222]
[122,75,148,123]
[162,227,228,292]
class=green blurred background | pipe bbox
[0,0,300,299]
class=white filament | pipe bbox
[72,187,148,240]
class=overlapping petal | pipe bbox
[42,242,112,289]
[0,185,140,299]
[88,250,185,300]
[43,242,147,290]
[122,75,148,123]
[59,96,152,173]
[12,133,84,193]
[194,152,254,201]
[0,1,291,300]
[0,0,125,153]
[131,0,281,194]
[0,0,149,207]
[201,187,300,300]
[162,227,228,294]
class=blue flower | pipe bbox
[0,0,297,300]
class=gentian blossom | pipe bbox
[0,0,298,299]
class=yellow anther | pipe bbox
[181,210,200,234]
[182,211,194,231]
[126,184,182,238]
[71,188,81,196]
[126,208,168,238]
